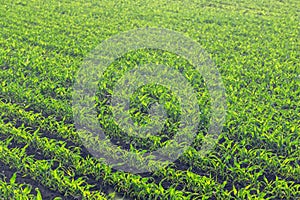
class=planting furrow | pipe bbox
[0,139,107,200]
[0,104,232,197]
[1,55,297,157]
[0,82,72,123]
[0,174,40,200]
[0,0,299,199]
[179,146,300,185]
[1,108,298,199]
[0,100,298,191]
[0,87,297,162]
[0,159,64,200]
[0,101,80,144]
[0,120,199,199]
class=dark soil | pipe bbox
[0,161,63,200]
[2,136,114,199]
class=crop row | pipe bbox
[0,119,207,199]
[1,61,297,160]
[0,173,43,200]
[1,119,298,199]
[1,99,298,182]
[0,103,230,197]
[1,98,299,180]
[1,33,298,153]
[1,51,298,157]
[0,138,107,199]
[1,1,299,199]
[0,101,299,198]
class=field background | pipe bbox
[0,0,299,199]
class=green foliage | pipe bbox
[0,173,35,200]
[0,0,299,199]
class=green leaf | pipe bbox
[35,188,43,200]
[233,185,237,195]
[10,173,17,185]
